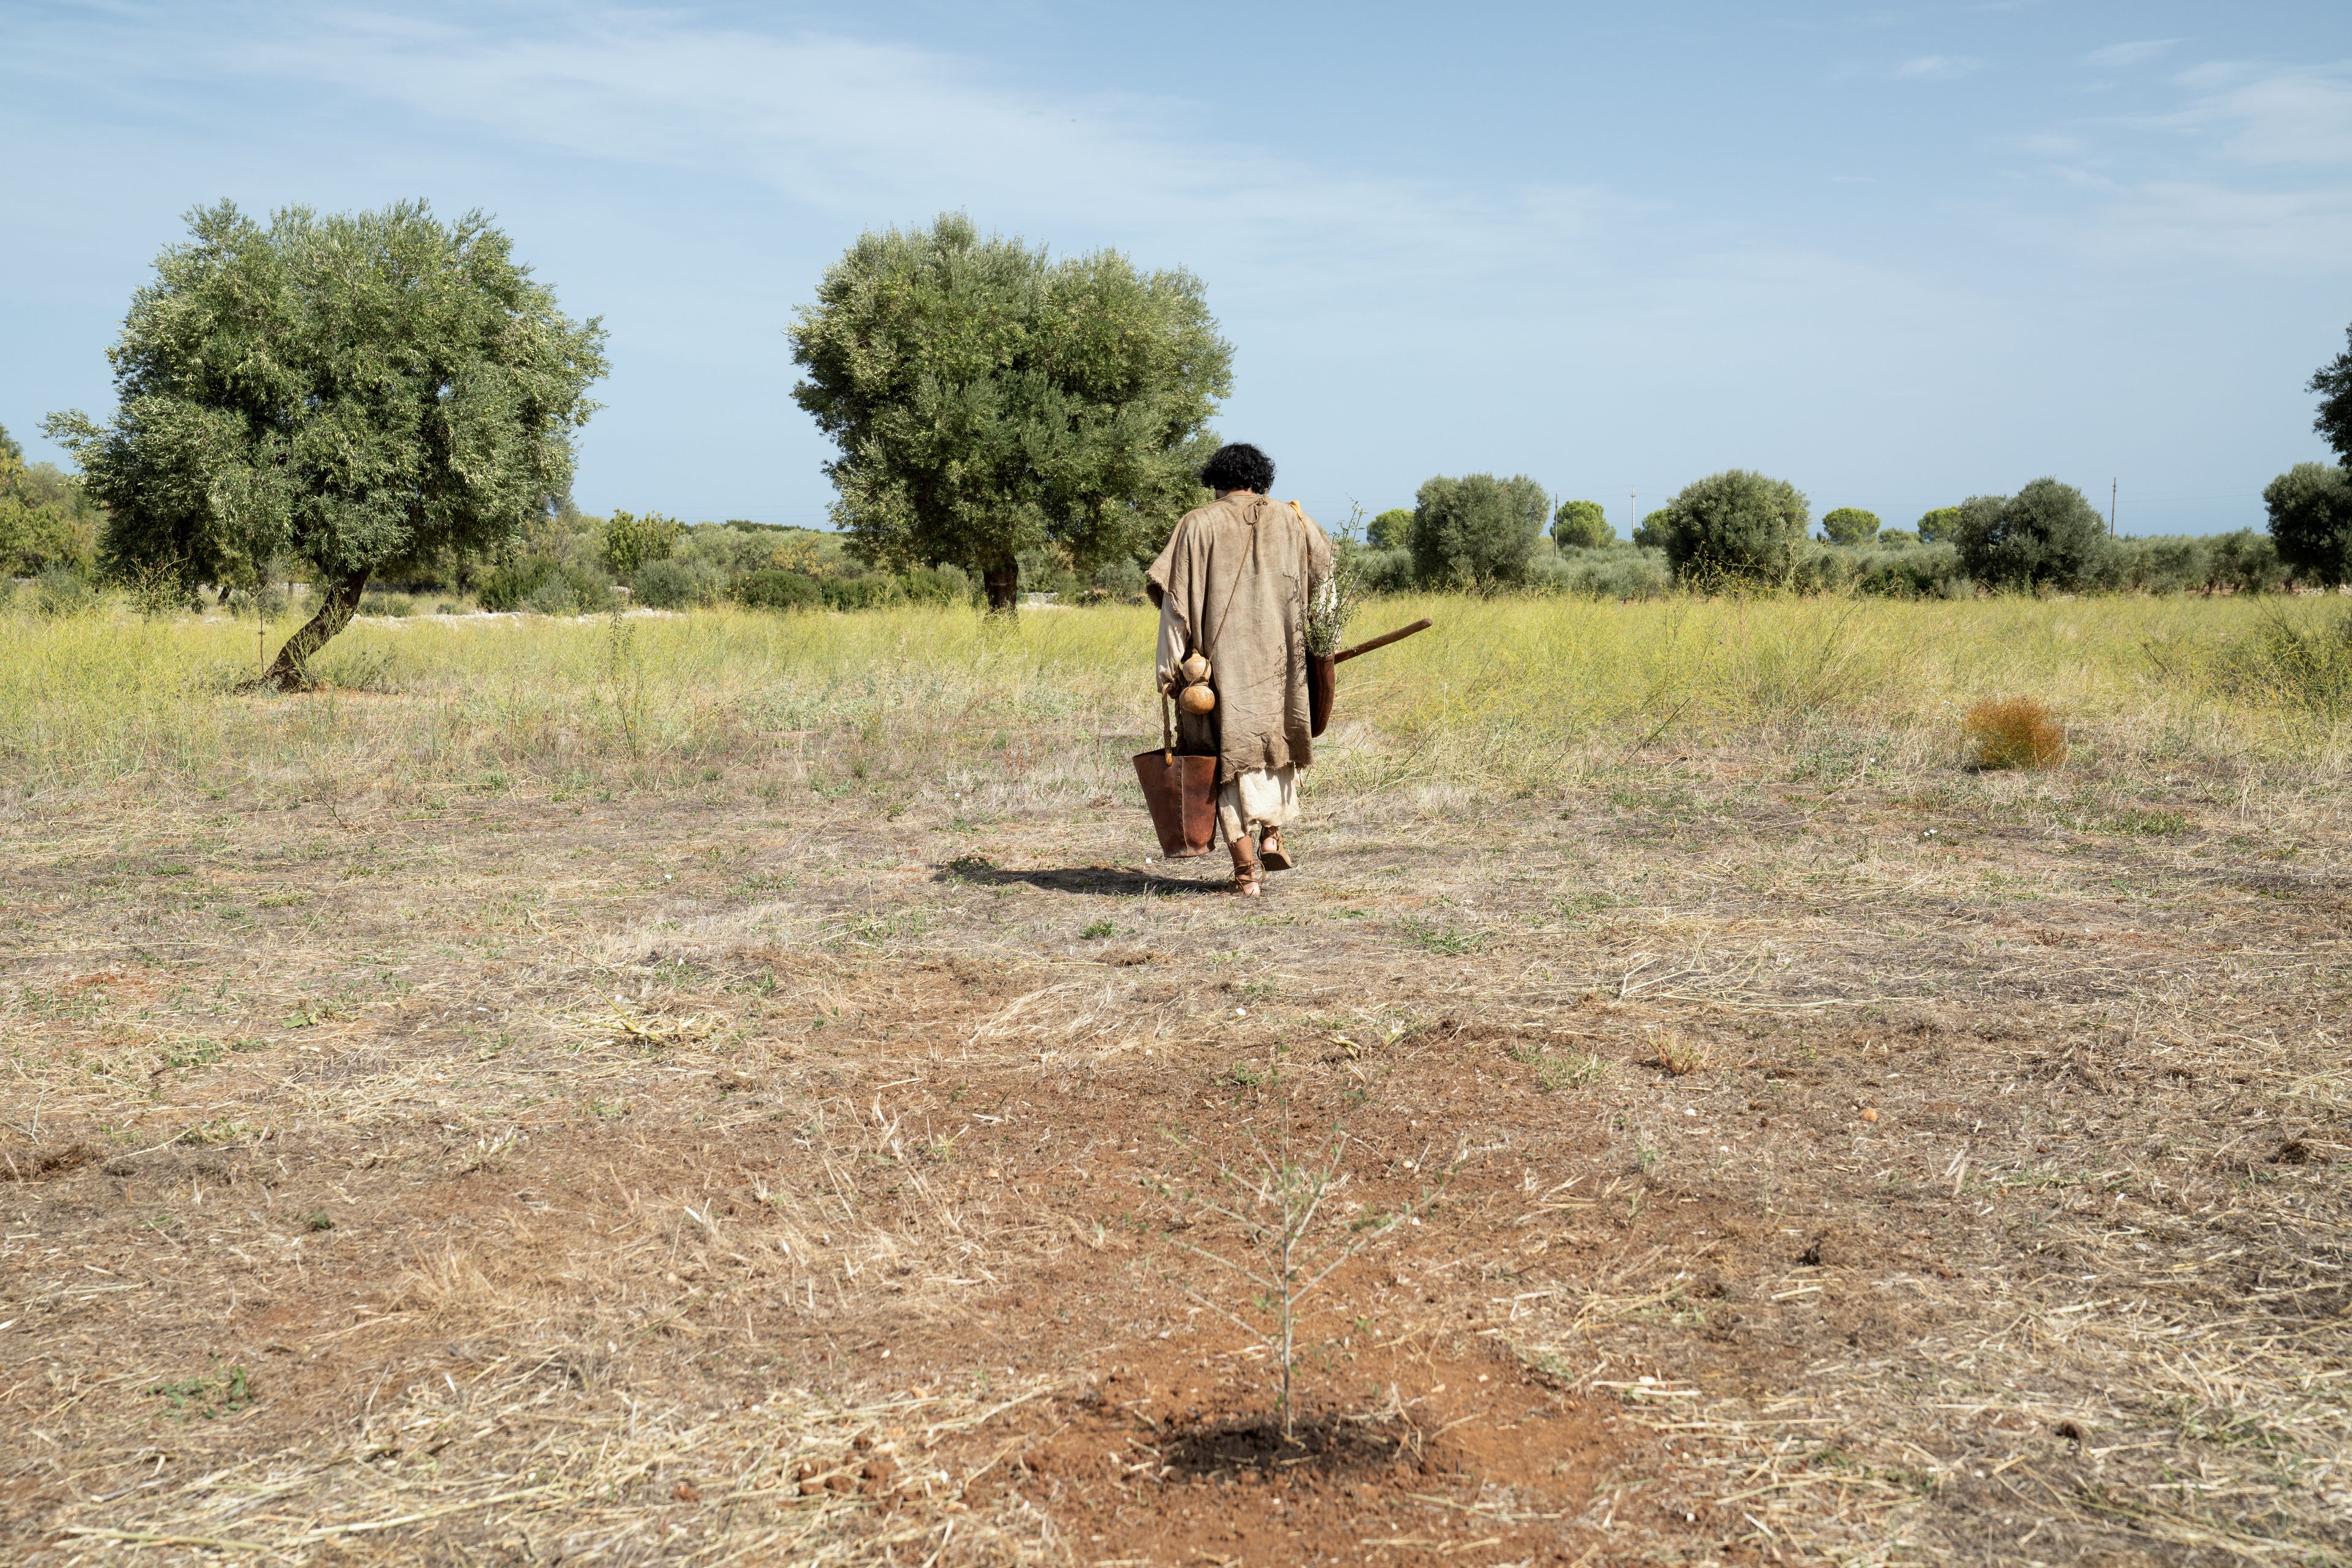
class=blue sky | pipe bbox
[4,1,2349,538]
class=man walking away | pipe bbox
[1146,443,1333,896]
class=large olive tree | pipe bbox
[1409,473,1550,589]
[1953,479,2108,591]
[46,200,607,686]
[788,214,1232,611]
[1651,469,1810,584]
[2264,462,2352,586]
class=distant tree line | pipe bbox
[1332,462,2321,601]
[20,202,2352,676]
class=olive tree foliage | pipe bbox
[788,214,1232,612]
[1916,507,1963,543]
[1650,469,1809,584]
[1551,497,1613,548]
[45,201,606,685]
[2311,322,2352,467]
[2264,462,2352,587]
[1952,479,2108,590]
[1820,506,1880,546]
[1408,473,1549,589]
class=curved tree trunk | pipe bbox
[981,560,1020,615]
[254,568,369,691]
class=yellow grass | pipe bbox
[4,593,2344,798]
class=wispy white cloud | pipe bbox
[1894,55,1985,80]
[2016,61,2352,270]
[2160,63,2352,165]
[2084,39,2181,70]
[192,4,1659,310]
[2070,179,2352,268]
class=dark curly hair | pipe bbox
[1200,442,1275,495]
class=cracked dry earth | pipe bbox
[3,739,2348,1566]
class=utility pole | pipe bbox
[1630,490,1637,538]
[2110,478,2117,537]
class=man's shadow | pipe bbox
[932,854,1224,897]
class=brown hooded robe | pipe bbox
[1145,494,1333,783]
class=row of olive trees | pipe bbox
[43,205,1228,683]
[1359,458,2348,597]
[1354,469,2097,592]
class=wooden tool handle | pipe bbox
[1333,617,1433,665]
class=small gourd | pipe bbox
[1177,683,1216,715]
[1180,652,1212,685]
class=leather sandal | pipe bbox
[1229,840,1264,897]
[1257,827,1294,872]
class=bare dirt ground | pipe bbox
[4,722,2348,1565]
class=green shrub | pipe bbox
[903,564,974,606]
[1820,507,1880,546]
[732,568,821,611]
[630,557,726,609]
[1651,470,1810,585]
[1954,480,2108,591]
[820,573,907,611]
[1085,557,1146,603]
[1630,511,1670,550]
[1350,548,1415,594]
[1551,498,1613,548]
[477,557,615,614]
[2096,536,2205,595]
[2263,462,2352,587]
[358,592,415,617]
[1409,473,1548,589]
[1853,541,1964,598]
[1532,545,1672,599]
[1876,528,1920,546]
[600,510,685,578]
[1366,508,1413,549]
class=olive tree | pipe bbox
[1650,469,1809,584]
[2264,462,2352,586]
[1408,473,1549,589]
[1952,479,2108,590]
[1820,506,1880,546]
[2312,322,2352,466]
[1551,497,1613,548]
[1917,506,1963,543]
[789,214,1231,612]
[45,200,606,686]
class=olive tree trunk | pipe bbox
[981,561,1020,614]
[255,568,369,691]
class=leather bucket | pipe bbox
[1308,653,1336,737]
[1133,748,1218,857]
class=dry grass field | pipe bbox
[3,594,2348,1567]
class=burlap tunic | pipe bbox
[1145,494,1333,789]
